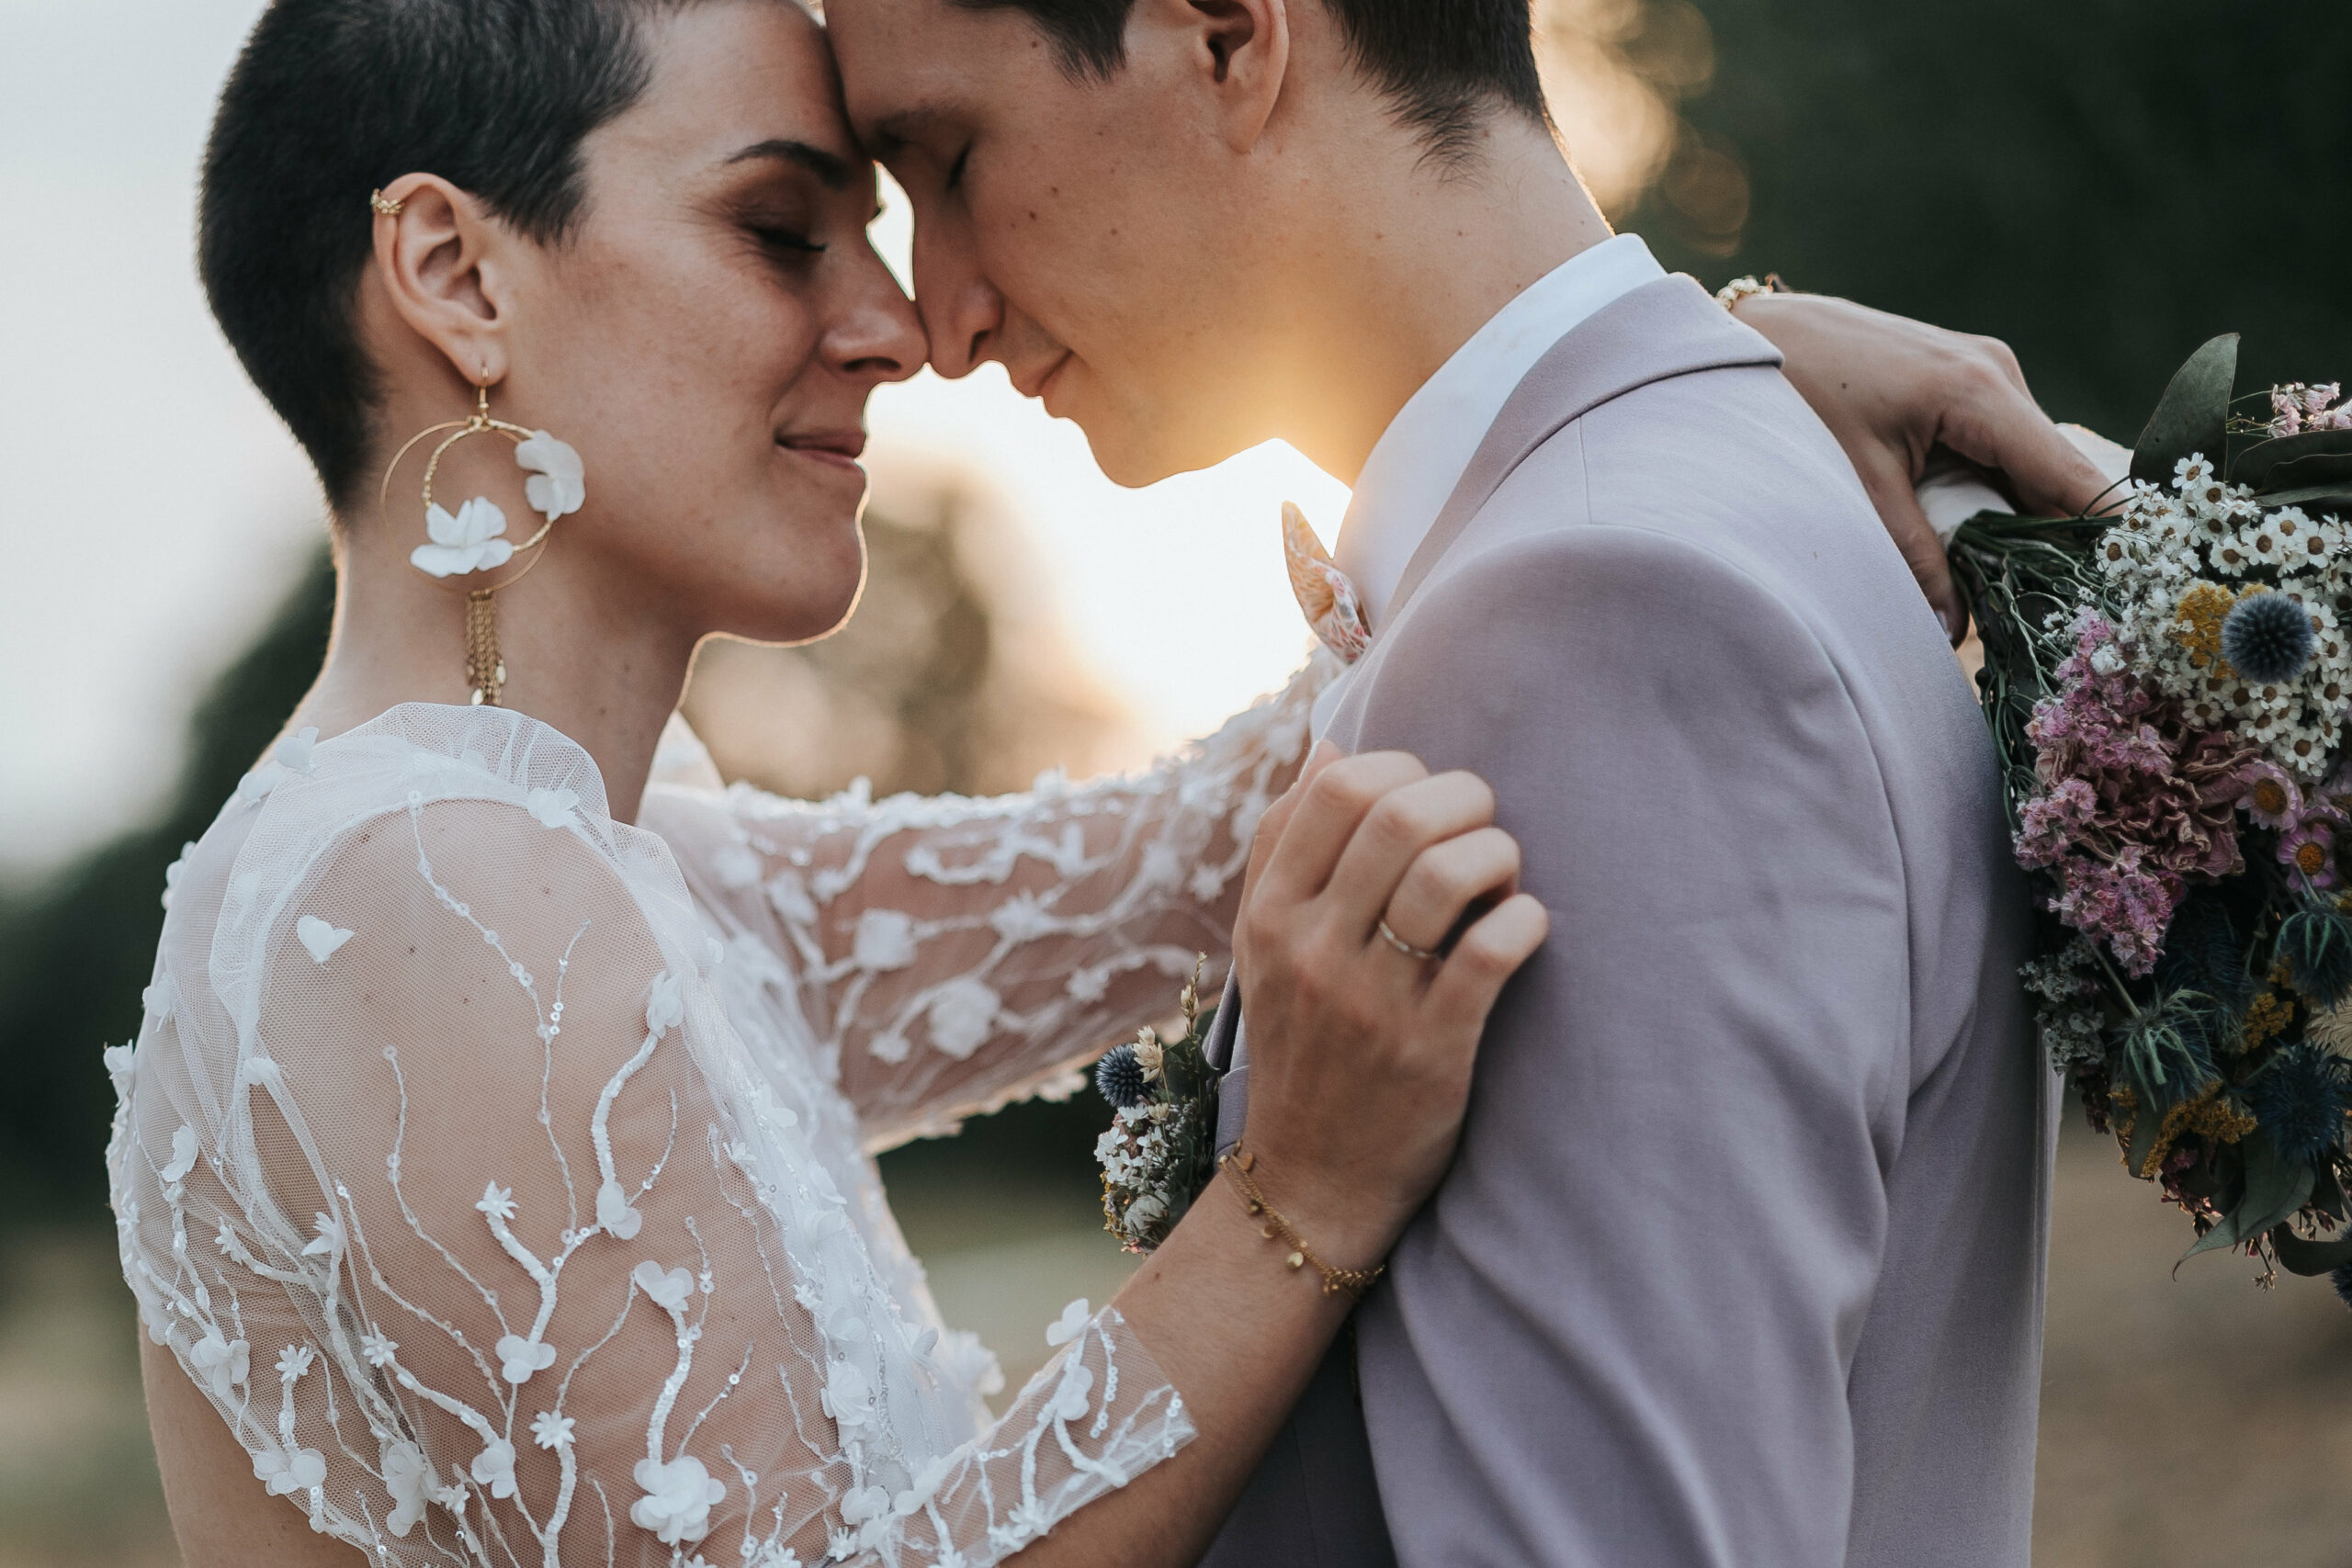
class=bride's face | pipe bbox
[487,0,923,646]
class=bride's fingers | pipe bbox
[1848,441,1966,644]
[1320,771,1496,933]
[1254,750,1428,910]
[1242,742,1343,903]
[1381,827,1521,955]
[1419,893,1550,1043]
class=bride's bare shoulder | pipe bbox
[141,1337,359,1568]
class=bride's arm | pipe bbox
[645,654,1339,1148]
[119,739,1537,1568]
[1000,750,1551,1566]
[124,793,1203,1566]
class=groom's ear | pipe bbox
[1137,0,1290,154]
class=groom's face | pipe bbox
[827,0,1289,486]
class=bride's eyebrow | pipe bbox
[722,138,855,190]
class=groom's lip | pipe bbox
[1012,350,1073,404]
[776,429,867,471]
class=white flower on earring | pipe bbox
[515,432,586,524]
[410,497,515,578]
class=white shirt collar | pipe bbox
[1332,233,1668,629]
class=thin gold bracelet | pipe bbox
[1219,1146,1386,1300]
[1715,272,1792,311]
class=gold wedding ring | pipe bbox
[1376,919,1442,964]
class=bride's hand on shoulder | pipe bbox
[1730,290,2116,643]
[1232,743,1549,1264]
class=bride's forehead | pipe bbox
[636,0,837,107]
[608,3,860,158]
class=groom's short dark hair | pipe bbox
[200,0,708,510]
[953,0,1547,156]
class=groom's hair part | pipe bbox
[952,0,1548,159]
[200,0,710,510]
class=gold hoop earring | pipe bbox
[379,382,586,707]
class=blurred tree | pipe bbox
[0,552,334,1218]
[1624,0,2352,438]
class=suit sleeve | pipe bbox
[1350,525,1908,1568]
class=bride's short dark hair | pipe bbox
[199,0,715,510]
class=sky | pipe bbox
[0,0,1351,880]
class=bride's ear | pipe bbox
[367,174,516,388]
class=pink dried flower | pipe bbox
[2269,383,2352,438]
[2281,818,2342,890]
[2016,613,2256,974]
[2238,760,2304,829]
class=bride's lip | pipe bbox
[776,429,867,471]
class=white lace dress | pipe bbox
[106,660,1326,1568]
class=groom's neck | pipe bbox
[1271,113,1611,484]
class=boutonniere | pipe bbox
[1094,959,1221,1253]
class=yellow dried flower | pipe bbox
[2137,1083,2259,1178]
[2245,991,2295,1049]
[2169,581,2245,676]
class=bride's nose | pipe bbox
[823,246,928,385]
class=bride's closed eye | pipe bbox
[748,221,826,258]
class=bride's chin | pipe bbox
[704,557,864,647]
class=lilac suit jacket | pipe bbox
[1201,276,2052,1567]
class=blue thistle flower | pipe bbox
[1096,1043,1147,1110]
[2278,904,2352,1010]
[2335,1260,2352,1313]
[2156,895,2252,1014]
[2248,1043,2352,1168]
[2222,592,2315,684]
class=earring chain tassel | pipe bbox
[465,590,506,706]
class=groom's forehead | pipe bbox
[827,0,1034,123]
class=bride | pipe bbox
[114,2,2077,1564]
[115,3,1543,1562]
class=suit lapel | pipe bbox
[1216,276,1781,1158]
[1384,276,1783,625]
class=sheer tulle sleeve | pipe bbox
[107,707,1191,1567]
[642,657,1333,1149]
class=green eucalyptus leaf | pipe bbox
[2269,1223,2352,1277]
[2255,481,2352,513]
[2132,334,2240,487]
[2183,1133,2312,1261]
[2123,1088,2163,1178]
[2232,429,2352,492]
[2312,1160,2346,1224]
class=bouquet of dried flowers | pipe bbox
[1951,334,2352,1294]
[1094,961,1221,1253]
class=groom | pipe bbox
[829,2,2075,1562]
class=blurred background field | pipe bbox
[4,0,2351,1562]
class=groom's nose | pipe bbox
[910,204,1002,380]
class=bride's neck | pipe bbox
[292,521,699,826]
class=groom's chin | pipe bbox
[1075,409,1239,492]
